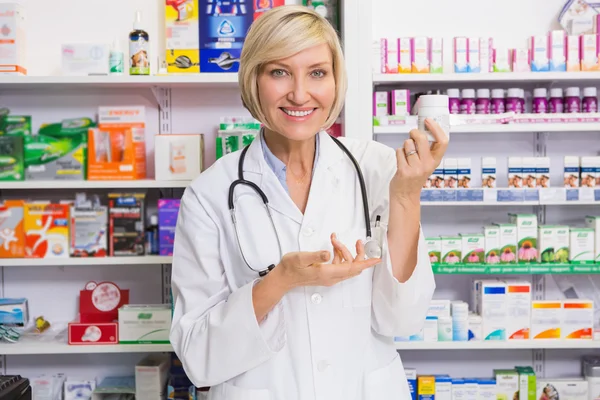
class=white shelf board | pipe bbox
[374,72,600,84]
[0,180,191,190]
[0,256,172,267]
[374,123,600,135]
[421,201,540,207]
[0,342,173,355]
[395,340,600,350]
[0,74,239,90]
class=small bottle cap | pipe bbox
[566,87,580,97]
[550,88,563,98]
[507,88,521,98]
[491,89,505,99]
[418,94,449,108]
[583,87,597,97]
[533,88,547,98]
[134,10,143,30]
[476,88,490,98]
[461,89,475,98]
[446,88,460,97]
[518,89,525,98]
[150,215,158,225]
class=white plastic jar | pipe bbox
[417,94,450,142]
[584,358,600,400]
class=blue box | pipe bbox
[0,298,28,326]
[200,49,242,72]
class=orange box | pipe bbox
[24,203,70,258]
[87,106,147,181]
[0,200,25,258]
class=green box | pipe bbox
[0,115,32,136]
[515,366,536,400]
[494,369,519,400]
[425,237,441,264]
[0,134,24,181]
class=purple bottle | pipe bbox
[582,87,598,113]
[476,88,491,114]
[506,88,522,114]
[564,87,581,113]
[460,88,476,114]
[491,89,505,114]
[447,88,461,114]
[549,88,564,113]
[532,88,548,114]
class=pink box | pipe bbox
[391,90,410,116]
[480,37,494,73]
[512,48,531,72]
[567,35,581,71]
[398,38,412,73]
[580,34,599,71]
[380,38,398,74]
[411,37,430,73]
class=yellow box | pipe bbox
[418,376,435,400]
[531,301,561,339]
[165,0,199,73]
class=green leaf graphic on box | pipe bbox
[24,135,83,167]
[541,248,555,263]
[555,248,569,263]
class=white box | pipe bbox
[155,134,204,181]
[441,236,461,264]
[537,380,588,400]
[411,36,430,73]
[435,377,452,400]
[536,157,550,188]
[453,380,466,400]
[390,89,410,116]
[457,158,472,189]
[479,38,493,73]
[581,34,598,71]
[567,35,581,71]
[476,280,507,340]
[482,157,496,188]
[452,301,469,342]
[581,156,597,188]
[0,3,26,75]
[428,299,451,319]
[522,157,537,188]
[426,237,442,264]
[468,314,482,341]
[564,156,581,188]
[562,300,594,340]
[530,35,549,72]
[508,157,523,188]
[532,300,561,339]
[569,228,595,264]
[429,37,443,74]
[504,281,531,340]
[135,354,169,397]
[454,37,468,73]
[549,30,567,71]
[398,38,411,73]
[484,226,500,264]
[461,233,484,263]
[508,214,538,264]
[118,305,171,344]
[538,225,556,263]
[477,380,496,400]
[468,37,480,72]
[555,226,570,263]
[444,158,458,189]
[381,38,398,73]
[373,91,389,116]
[464,379,478,400]
[61,43,110,76]
[585,216,600,262]
[423,316,438,342]
[493,224,517,264]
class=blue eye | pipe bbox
[312,70,326,78]
[271,69,287,77]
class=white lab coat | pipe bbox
[170,131,435,400]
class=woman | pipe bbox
[170,5,448,399]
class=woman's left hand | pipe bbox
[390,118,449,204]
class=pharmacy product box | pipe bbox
[441,236,461,264]
[0,298,28,326]
[505,281,531,340]
[25,117,93,181]
[562,299,593,339]
[464,379,478,400]
[0,3,26,75]
[118,304,171,344]
[477,379,496,400]
[508,214,538,263]
[468,314,482,341]
[253,0,284,20]
[108,193,146,256]
[494,370,519,400]
[531,301,561,339]
[426,237,441,264]
[65,379,96,400]
[198,0,252,72]
[554,226,570,263]
[70,206,108,257]
[158,199,180,256]
[484,225,501,264]
[1,115,31,136]
[515,366,536,400]
[79,281,129,324]
[136,354,170,399]
[460,233,484,263]
[61,44,110,76]
[68,321,118,345]
[476,280,507,340]
[585,216,600,262]
[536,380,588,400]
[0,200,24,258]
[88,107,146,181]
[434,376,451,400]
[165,0,200,73]
[569,228,595,264]
[155,134,204,181]
[417,376,435,400]
[92,376,136,400]
[493,223,517,264]
[24,203,70,258]
[405,368,417,400]
[427,299,451,319]
[0,134,24,181]
[452,379,465,400]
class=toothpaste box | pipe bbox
[461,233,484,264]
[508,214,538,263]
[0,200,25,258]
[398,38,412,73]
[381,38,399,73]
[454,37,468,73]
[411,37,430,73]
[562,300,593,340]
[493,223,517,264]
[530,35,550,72]
[426,237,442,264]
[569,228,595,264]
[429,38,443,73]
[585,216,600,262]
[532,301,561,339]
[467,37,480,72]
[504,281,531,340]
[24,202,70,258]
[484,226,501,264]
[441,236,461,264]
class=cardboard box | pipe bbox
[70,206,108,257]
[0,200,25,258]
[136,354,170,398]
[108,193,146,256]
[68,321,118,345]
[165,0,200,73]
[0,134,24,181]
[79,281,129,324]
[0,298,28,326]
[24,203,70,258]
[158,199,180,256]
[0,3,26,75]
[118,305,171,344]
[155,134,204,181]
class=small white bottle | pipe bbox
[109,38,124,75]
[417,94,450,142]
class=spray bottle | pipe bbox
[129,11,150,75]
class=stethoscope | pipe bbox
[228,134,382,277]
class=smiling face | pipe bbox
[257,43,335,141]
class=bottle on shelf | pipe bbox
[129,10,150,76]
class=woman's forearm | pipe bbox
[252,267,290,323]
[387,195,421,283]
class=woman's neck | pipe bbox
[263,128,316,173]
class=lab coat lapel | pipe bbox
[241,138,304,224]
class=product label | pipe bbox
[129,38,150,75]
[418,115,449,142]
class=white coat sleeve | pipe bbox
[369,145,436,338]
[169,187,286,388]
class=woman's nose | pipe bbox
[287,77,310,104]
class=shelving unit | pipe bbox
[0,180,191,190]
[0,342,173,355]
[373,71,600,84]
[374,122,600,135]
[394,340,600,350]
[0,256,172,267]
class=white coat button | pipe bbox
[311,293,322,304]
[302,227,314,236]
[317,360,329,372]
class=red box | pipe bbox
[79,281,129,323]
[253,0,284,20]
[68,321,118,345]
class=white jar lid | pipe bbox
[550,88,563,97]
[507,88,521,98]
[519,88,526,98]
[566,87,580,97]
[419,94,449,108]
[583,87,597,97]
[476,88,490,98]
[533,88,547,98]
[447,88,460,97]
[491,88,504,98]
[462,88,475,98]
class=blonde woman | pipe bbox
[170,5,447,399]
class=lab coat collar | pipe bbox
[241,130,346,223]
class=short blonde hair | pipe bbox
[239,5,347,130]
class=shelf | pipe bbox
[0,74,239,90]
[373,71,600,85]
[420,188,600,205]
[0,342,173,355]
[0,180,191,190]
[432,263,600,275]
[374,123,600,135]
[0,256,173,267]
[394,340,600,350]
